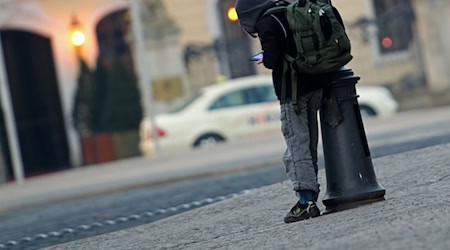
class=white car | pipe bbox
[355,86,399,117]
[139,75,398,155]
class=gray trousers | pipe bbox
[280,89,323,195]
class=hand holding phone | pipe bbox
[249,52,263,61]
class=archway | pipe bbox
[88,9,142,160]
[96,9,135,71]
[216,0,255,79]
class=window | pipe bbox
[244,85,277,104]
[372,0,414,55]
[209,90,246,110]
[209,84,277,110]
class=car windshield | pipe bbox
[169,93,202,113]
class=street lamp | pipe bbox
[70,15,86,56]
[71,30,86,47]
[227,7,238,22]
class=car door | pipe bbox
[244,85,280,135]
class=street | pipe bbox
[1,106,450,249]
[50,143,450,250]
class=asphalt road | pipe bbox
[1,111,450,249]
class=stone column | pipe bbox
[412,0,450,92]
[139,0,189,112]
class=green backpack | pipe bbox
[264,0,352,74]
[263,0,352,113]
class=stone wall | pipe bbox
[334,0,418,87]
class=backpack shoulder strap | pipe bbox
[270,14,287,38]
[262,6,287,17]
[262,6,288,38]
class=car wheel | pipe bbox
[193,134,225,148]
[359,105,377,117]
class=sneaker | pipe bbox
[283,201,321,223]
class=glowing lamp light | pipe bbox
[227,7,238,22]
[71,30,86,47]
[381,37,393,49]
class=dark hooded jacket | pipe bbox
[236,0,276,34]
[236,0,335,102]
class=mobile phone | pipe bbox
[249,52,263,61]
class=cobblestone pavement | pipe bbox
[44,144,450,250]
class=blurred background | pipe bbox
[0,0,449,184]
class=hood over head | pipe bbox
[235,0,278,34]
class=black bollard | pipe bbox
[320,66,385,214]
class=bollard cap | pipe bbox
[330,67,360,86]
